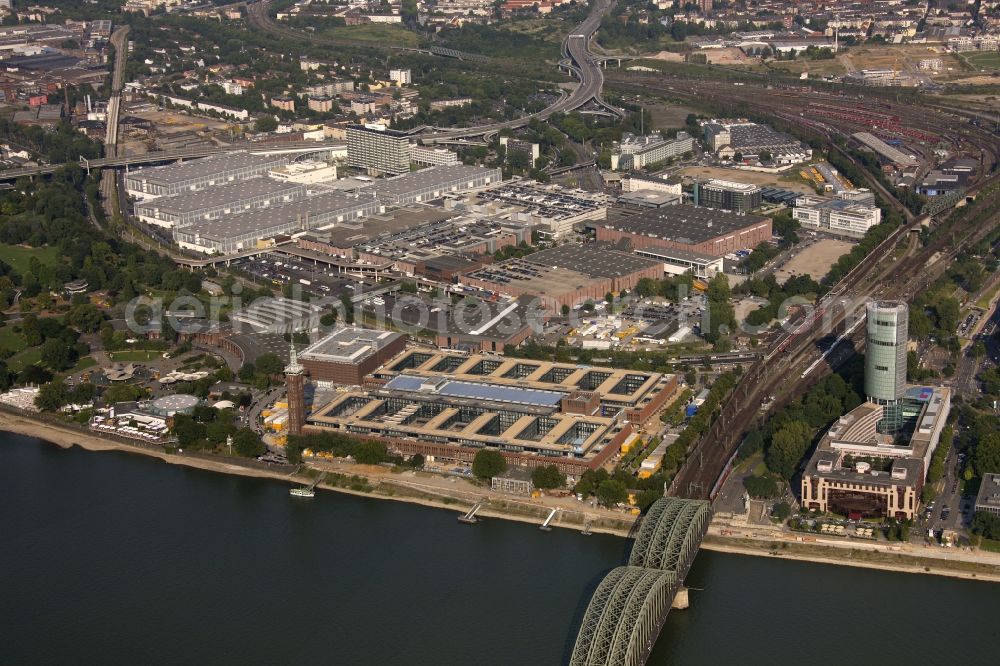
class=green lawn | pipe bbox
[324,24,420,47]
[7,346,42,372]
[68,356,97,373]
[965,50,1000,71]
[975,279,1000,309]
[0,324,27,356]
[108,350,165,362]
[0,244,60,276]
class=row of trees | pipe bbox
[739,366,863,482]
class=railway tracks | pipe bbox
[671,173,1000,499]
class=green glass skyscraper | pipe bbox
[865,300,908,416]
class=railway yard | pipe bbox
[604,73,1000,499]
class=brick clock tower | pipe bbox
[285,344,306,436]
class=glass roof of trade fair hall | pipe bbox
[384,374,564,408]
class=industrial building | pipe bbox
[594,204,773,257]
[801,300,950,521]
[851,132,919,168]
[693,179,762,213]
[845,68,911,87]
[305,350,678,473]
[703,120,811,165]
[611,131,695,170]
[633,246,723,278]
[373,294,545,353]
[793,194,882,238]
[616,190,682,209]
[134,177,305,229]
[461,243,662,310]
[346,123,411,175]
[172,191,382,254]
[295,207,456,259]
[469,182,608,238]
[369,164,502,206]
[299,326,407,385]
[355,214,528,276]
[124,152,289,199]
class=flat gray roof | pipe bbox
[136,177,303,215]
[370,164,498,200]
[300,326,404,364]
[316,207,454,248]
[128,152,288,186]
[634,245,721,265]
[523,243,660,279]
[600,204,768,244]
[178,191,380,241]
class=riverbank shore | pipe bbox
[0,413,635,538]
[6,412,1000,580]
[702,531,1000,583]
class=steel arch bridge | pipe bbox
[628,497,713,576]
[568,566,678,666]
[568,498,713,666]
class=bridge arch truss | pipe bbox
[568,566,678,666]
[628,497,712,575]
[568,498,713,666]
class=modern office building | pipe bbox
[793,193,882,238]
[865,300,908,405]
[410,145,460,167]
[124,152,289,199]
[694,179,761,213]
[346,123,411,175]
[800,299,950,521]
[800,385,950,520]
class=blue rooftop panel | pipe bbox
[384,374,564,407]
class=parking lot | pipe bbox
[233,254,365,301]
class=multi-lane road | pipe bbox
[247,0,619,144]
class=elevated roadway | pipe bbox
[0,142,346,180]
[248,0,621,144]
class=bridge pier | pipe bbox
[671,587,689,610]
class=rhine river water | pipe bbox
[2,433,997,665]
